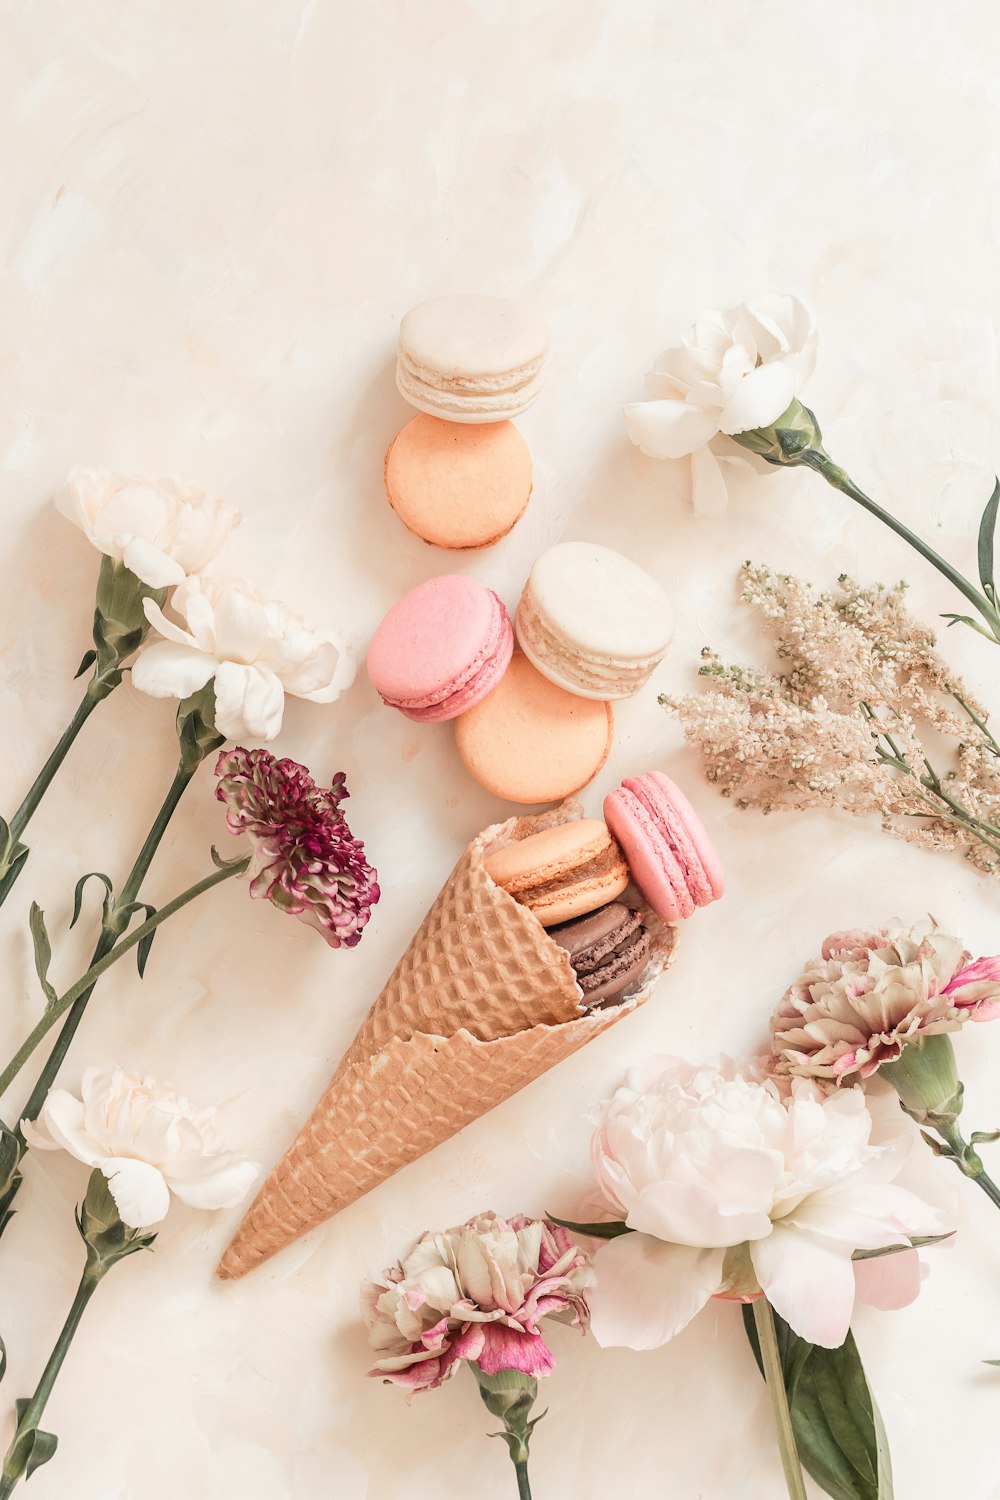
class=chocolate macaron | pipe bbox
[550,903,651,1008]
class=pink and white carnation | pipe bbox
[771,921,1000,1084]
[132,575,354,741]
[587,1057,946,1351]
[363,1212,593,1392]
[215,747,379,948]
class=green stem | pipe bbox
[0,690,104,907]
[18,760,197,1135]
[514,1458,532,1500]
[933,1120,1000,1211]
[0,858,246,1103]
[751,1296,808,1500]
[0,1260,106,1498]
[804,451,1000,639]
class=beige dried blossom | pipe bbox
[663,564,1000,875]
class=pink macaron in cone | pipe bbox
[367,575,514,724]
[604,771,724,922]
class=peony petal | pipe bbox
[121,537,186,590]
[130,642,217,702]
[627,1178,773,1249]
[165,1153,259,1211]
[789,1182,946,1249]
[718,361,796,435]
[690,446,731,516]
[212,660,285,741]
[853,1247,923,1311]
[100,1156,172,1229]
[624,398,720,459]
[589,1232,724,1351]
[750,1225,857,1348]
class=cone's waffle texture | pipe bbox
[218,805,677,1279]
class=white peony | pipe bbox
[588,1057,945,1349]
[59,468,241,588]
[22,1065,258,1229]
[624,295,817,515]
[131,575,356,741]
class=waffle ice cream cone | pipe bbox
[218,805,677,1279]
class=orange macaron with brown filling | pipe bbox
[485,819,630,926]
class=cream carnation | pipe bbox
[624,295,817,513]
[22,1065,258,1229]
[59,468,240,588]
[131,574,355,741]
[588,1057,944,1349]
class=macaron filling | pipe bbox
[549,904,652,1009]
[507,842,628,909]
[516,596,664,696]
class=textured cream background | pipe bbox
[1,1,1000,1495]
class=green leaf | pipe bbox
[28,903,57,1009]
[73,648,97,680]
[545,1213,633,1241]
[978,478,1000,602]
[984,1359,1000,1367]
[743,1305,893,1500]
[70,870,114,930]
[9,1401,58,1480]
[851,1231,954,1260]
[0,843,29,907]
[117,901,157,977]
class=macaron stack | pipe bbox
[484,778,723,1011]
[368,542,673,803]
[387,294,549,550]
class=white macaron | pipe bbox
[396,294,549,423]
[515,542,674,700]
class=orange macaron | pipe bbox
[485,819,630,926]
[455,652,613,803]
[384,413,532,550]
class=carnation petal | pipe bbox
[718,361,796,435]
[474,1323,556,1379]
[165,1153,259,1211]
[20,1090,99,1165]
[121,537,186,590]
[212,661,285,742]
[131,642,217,702]
[624,398,720,459]
[101,1156,172,1229]
[589,1233,724,1351]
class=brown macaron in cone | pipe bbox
[218,804,676,1280]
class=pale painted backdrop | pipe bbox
[1,2,999,1496]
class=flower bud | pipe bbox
[730,399,823,467]
[880,1032,963,1124]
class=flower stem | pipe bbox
[802,450,1000,640]
[514,1459,532,1500]
[0,857,246,1103]
[0,1258,106,1498]
[931,1119,1000,1211]
[0,689,102,908]
[17,759,197,1136]
[751,1296,808,1500]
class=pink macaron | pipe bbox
[604,771,724,922]
[367,575,514,723]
